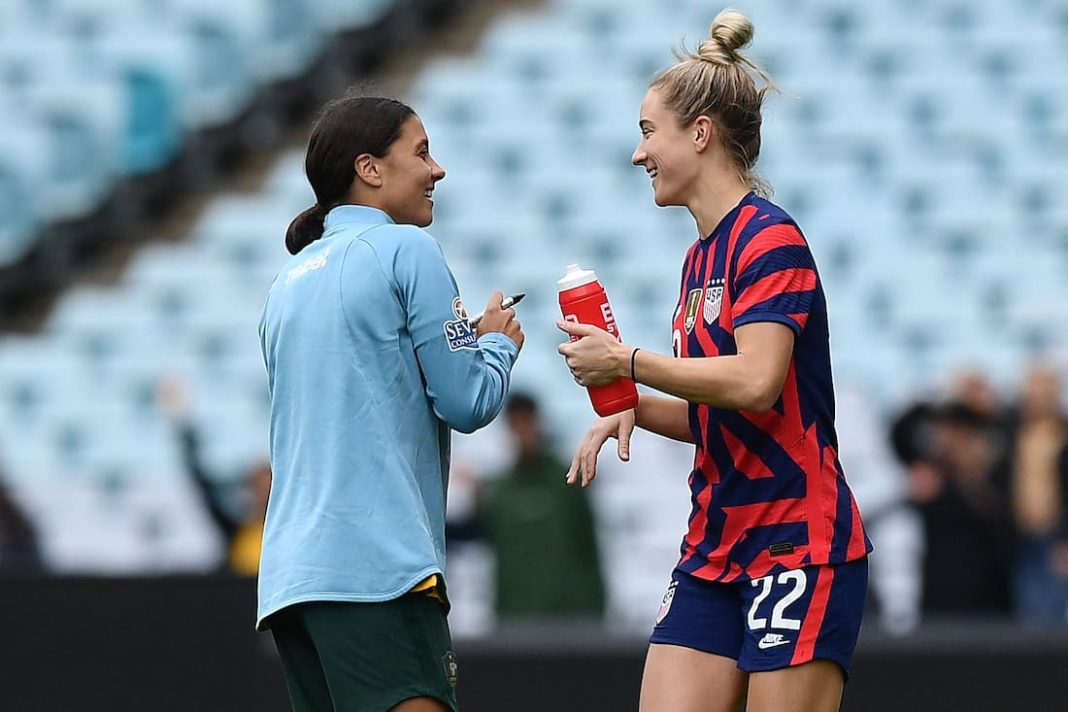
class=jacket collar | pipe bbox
[323,204,394,234]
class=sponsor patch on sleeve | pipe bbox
[443,297,478,351]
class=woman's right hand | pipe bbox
[566,409,636,487]
[475,291,524,351]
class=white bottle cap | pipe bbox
[557,263,598,292]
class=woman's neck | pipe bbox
[687,172,752,238]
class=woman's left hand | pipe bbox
[557,320,630,386]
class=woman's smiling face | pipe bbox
[631,87,703,208]
[372,114,446,227]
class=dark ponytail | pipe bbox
[285,204,329,255]
[284,95,416,255]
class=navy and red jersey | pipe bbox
[670,192,871,584]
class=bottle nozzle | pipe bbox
[557,263,598,291]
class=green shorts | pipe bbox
[269,596,459,712]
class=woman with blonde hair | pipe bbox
[559,10,871,711]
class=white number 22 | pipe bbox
[747,570,807,631]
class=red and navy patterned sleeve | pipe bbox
[730,223,818,336]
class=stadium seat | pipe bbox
[3,0,1068,591]
[0,127,41,265]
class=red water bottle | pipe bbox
[558,263,639,417]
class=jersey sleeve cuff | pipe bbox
[477,332,520,366]
[732,311,803,336]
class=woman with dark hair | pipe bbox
[258,95,524,712]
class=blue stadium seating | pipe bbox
[0,0,386,266]
[2,0,1067,584]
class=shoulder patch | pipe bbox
[443,297,478,351]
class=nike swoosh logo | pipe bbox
[757,640,791,650]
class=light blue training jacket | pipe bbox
[256,205,519,629]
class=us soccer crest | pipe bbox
[704,278,725,324]
[684,288,703,334]
[656,580,678,624]
[443,297,477,351]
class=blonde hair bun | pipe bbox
[655,8,774,196]
[699,8,754,62]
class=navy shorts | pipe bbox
[649,557,868,677]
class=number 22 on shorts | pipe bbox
[747,570,807,631]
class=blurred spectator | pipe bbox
[949,369,1015,478]
[158,379,269,576]
[444,460,484,546]
[445,418,511,547]
[837,381,922,634]
[889,400,941,471]
[896,397,1014,616]
[481,393,605,621]
[950,369,1003,421]
[1007,366,1068,624]
[0,476,43,574]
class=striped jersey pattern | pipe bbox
[670,192,871,583]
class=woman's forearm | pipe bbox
[631,323,794,411]
[636,393,694,443]
[635,350,774,411]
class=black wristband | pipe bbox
[630,347,641,382]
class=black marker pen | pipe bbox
[468,292,526,328]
